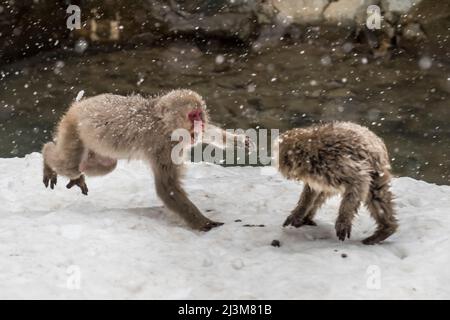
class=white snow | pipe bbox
[75,90,85,102]
[0,153,449,299]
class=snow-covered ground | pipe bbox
[0,153,449,299]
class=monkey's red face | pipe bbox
[188,108,205,141]
[188,109,203,123]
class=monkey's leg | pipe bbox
[335,182,368,241]
[152,161,224,232]
[43,151,57,189]
[80,150,117,177]
[302,192,330,226]
[82,161,117,177]
[66,175,88,195]
[362,173,398,245]
[283,184,319,227]
[42,114,88,195]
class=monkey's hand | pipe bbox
[66,175,89,195]
[335,220,352,241]
[283,214,317,228]
[197,219,224,232]
[43,164,57,189]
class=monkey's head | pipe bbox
[156,89,209,141]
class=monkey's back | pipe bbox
[278,121,390,192]
[69,94,159,159]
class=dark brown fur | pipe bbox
[277,121,398,244]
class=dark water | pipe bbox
[0,42,449,184]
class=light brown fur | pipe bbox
[42,89,226,231]
[277,121,398,245]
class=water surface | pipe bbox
[0,42,449,184]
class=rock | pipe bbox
[148,0,274,41]
[252,13,291,51]
[381,0,421,13]
[1,0,446,63]
[402,23,426,41]
[166,11,256,41]
[401,0,450,58]
[271,240,281,247]
[323,0,377,25]
[73,1,274,45]
[272,0,329,24]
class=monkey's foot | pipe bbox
[283,214,317,228]
[43,167,57,189]
[335,221,352,241]
[66,175,88,195]
[198,220,224,232]
[362,227,396,245]
[301,218,317,226]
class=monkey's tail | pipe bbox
[367,170,398,229]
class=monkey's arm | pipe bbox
[203,124,255,152]
[42,140,88,195]
[150,153,223,231]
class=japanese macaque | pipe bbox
[276,122,398,245]
[42,89,247,231]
